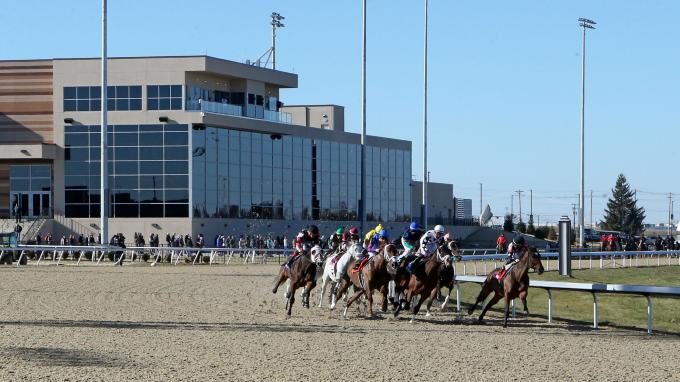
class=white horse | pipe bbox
[319,243,363,308]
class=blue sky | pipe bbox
[2,1,678,225]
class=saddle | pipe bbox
[351,257,370,274]
[494,263,515,281]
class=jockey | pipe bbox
[327,227,344,254]
[406,225,446,272]
[343,226,361,245]
[500,236,528,275]
[283,225,321,268]
[392,222,424,265]
[363,223,383,247]
[353,229,389,271]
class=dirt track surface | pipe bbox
[0,264,677,382]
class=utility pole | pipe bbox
[669,193,673,237]
[578,17,596,248]
[516,190,524,223]
[422,0,429,228]
[100,0,108,246]
[572,203,578,231]
[590,189,593,228]
[359,0,367,234]
[529,189,534,226]
[510,194,514,222]
[479,183,483,227]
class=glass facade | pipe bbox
[9,164,52,218]
[64,124,189,218]
[192,126,410,222]
[147,85,183,110]
[63,86,142,112]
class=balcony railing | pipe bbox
[187,99,291,124]
[264,109,292,124]
[186,99,243,117]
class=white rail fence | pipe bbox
[454,275,680,334]
[5,246,680,271]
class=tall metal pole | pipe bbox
[479,183,483,226]
[359,0,367,234]
[590,189,593,228]
[669,193,673,237]
[516,190,524,223]
[100,0,108,245]
[272,21,276,70]
[578,18,596,247]
[422,0,428,227]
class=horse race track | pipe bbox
[0,264,677,382]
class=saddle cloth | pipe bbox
[351,257,370,274]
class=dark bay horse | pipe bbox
[334,244,398,318]
[392,243,455,322]
[467,247,544,327]
[272,246,322,316]
[433,241,462,313]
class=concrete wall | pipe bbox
[280,105,344,132]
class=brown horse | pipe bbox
[467,247,544,327]
[432,241,462,313]
[392,243,455,322]
[272,246,322,316]
[334,244,398,318]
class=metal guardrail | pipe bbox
[454,275,680,334]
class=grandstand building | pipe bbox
[0,55,413,239]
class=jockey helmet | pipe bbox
[307,225,320,237]
[375,224,383,233]
[348,226,359,236]
[335,227,344,235]
[434,225,445,235]
[409,222,421,231]
[379,229,389,240]
[512,236,526,246]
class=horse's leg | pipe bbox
[468,281,493,315]
[331,279,349,310]
[286,285,296,317]
[365,287,374,318]
[318,275,327,308]
[440,287,451,311]
[478,292,502,322]
[379,284,388,313]
[272,267,288,294]
[425,286,439,317]
[503,294,511,328]
[411,292,428,323]
[304,279,316,308]
[519,289,529,315]
[343,288,365,319]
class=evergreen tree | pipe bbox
[503,214,514,232]
[603,174,646,235]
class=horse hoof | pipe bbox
[467,309,474,316]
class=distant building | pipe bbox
[454,198,473,219]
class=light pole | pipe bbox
[100,0,108,245]
[422,0,429,228]
[359,0,367,234]
[578,17,596,248]
[270,12,285,70]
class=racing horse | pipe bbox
[430,240,462,314]
[467,247,544,327]
[317,243,362,308]
[272,245,323,316]
[333,244,398,318]
[392,242,454,322]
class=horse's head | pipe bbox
[447,240,462,262]
[526,247,544,275]
[382,243,399,260]
[309,245,324,266]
